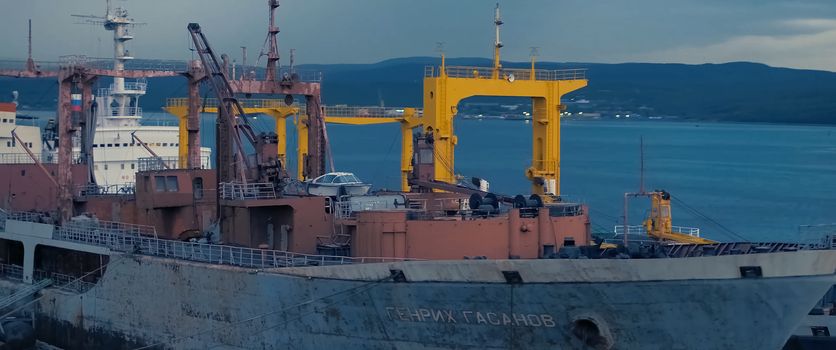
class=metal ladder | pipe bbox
[0,279,52,310]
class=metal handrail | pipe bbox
[166,97,301,109]
[672,226,701,237]
[425,65,587,81]
[75,183,136,197]
[324,106,415,118]
[614,225,646,235]
[220,182,278,200]
[52,226,417,268]
[62,217,157,238]
[0,153,57,164]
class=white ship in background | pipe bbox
[82,3,211,188]
[1,3,211,189]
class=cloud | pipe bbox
[626,18,836,71]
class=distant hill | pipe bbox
[2,57,836,124]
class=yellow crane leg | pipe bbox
[527,97,561,196]
[400,122,413,192]
[265,110,292,168]
[399,108,419,192]
[163,106,190,169]
[276,116,287,167]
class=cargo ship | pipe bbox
[0,2,834,350]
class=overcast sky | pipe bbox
[4,0,836,71]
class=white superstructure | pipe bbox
[0,103,44,164]
[84,4,210,187]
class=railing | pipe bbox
[614,225,647,235]
[62,217,157,238]
[33,270,95,294]
[137,156,170,172]
[75,183,136,197]
[614,225,702,237]
[323,106,419,118]
[798,224,836,249]
[0,153,56,164]
[104,106,143,117]
[136,156,211,171]
[672,226,701,237]
[116,81,148,92]
[59,56,190,72]
[425,65,587,81]
[53,226,415,269]
[0,263,95,294]
[167,97,302,110]
[238,67,323,83]
[220,182,278,200]
[0,263,23,282]
[0,59,62,72]
[335,196,404,219]
[0,210,51,228]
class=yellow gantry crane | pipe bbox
[165,99,419,185]
[168,4,588,197]
[165,98,298,171]
[420,4,587,196]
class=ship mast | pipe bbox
[25,19,36,72]
[72,0,145,120]
[492,3,503,78]
[266,0,280,81]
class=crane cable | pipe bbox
[670,195,750,242]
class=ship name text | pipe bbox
[384,306,555,328]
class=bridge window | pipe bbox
[166,176,179,192]
[155,176,166,192]
[155,176,180,192]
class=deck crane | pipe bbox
[187,23,286,186]
[131,131,169,170]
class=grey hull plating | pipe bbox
[12,250,836,350]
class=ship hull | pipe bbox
[5,250,834,350]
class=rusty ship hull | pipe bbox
[0,216,834,350]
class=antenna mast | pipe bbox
[266,0,281,81]
[240,46,247,80]
[492,3,503,77]
[25,19,35,72]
